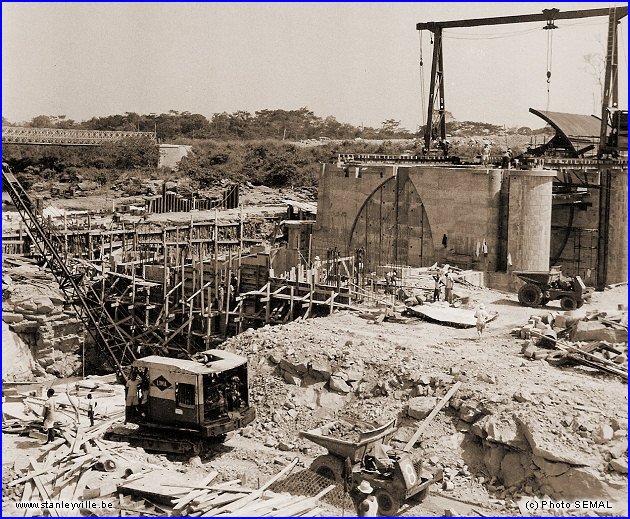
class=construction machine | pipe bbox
[301,418,442,516]
[514,267,593,310]
[105,349,255,455]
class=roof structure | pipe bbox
[135,349,246,374]
[529,109,602,156]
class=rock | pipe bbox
[483,444,506,478]
[345,369,364,382]
[512,391,530,403]
[33,296,54,314]
[522,343,538,358]
[241,425,254,438]
[407,396,437,420]
[501,453,528,488]
[609,457,628,473]
[310,359,332,379]
[2,312,24,324]
[532,455,571,477]
[545,467,613,499]
[282,371,302,386]
[442,480,454,491]
[268,353,282,364]
[593,424,614,444]
[189,456,202,468]
[514,414,598,466]
[459,402,483,423]
[607,440,627,460]
[331,370,349,381]
[329,376,352,393]
[17,300,38,312]
[572,320,627,343]
[278,442,292,452]
[318,390,346,409]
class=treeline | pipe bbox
[2,108,417,142]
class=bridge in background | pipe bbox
[2,126,156,146]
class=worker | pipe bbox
[474,303,490,340]
[86,393,96,427]
[445,272,455,305]
[41,388,57,444]
[481,143,490,166]
[502,148,513,169]
[357,480,378,517]
[433,275,442,302]
[126,370,141,419]
[226,376,242,411]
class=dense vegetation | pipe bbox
[2,109,549,190]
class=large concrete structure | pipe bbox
[311,160,626,290]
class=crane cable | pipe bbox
[546,27,553,112]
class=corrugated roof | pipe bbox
[530,109,602,155]
[134,349,246,374]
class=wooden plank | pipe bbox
[173,472,218,510]
[404,381,462,452]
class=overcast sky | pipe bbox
[2,2,627,131]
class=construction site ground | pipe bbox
[3,280,627,517]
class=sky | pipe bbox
[2,2,628,131]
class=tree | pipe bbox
[30,115,53,128]
[381,119,401,134]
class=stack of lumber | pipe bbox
[117,458,332,517]
[5,412,143,517]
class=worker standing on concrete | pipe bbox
[357,480,378,517]
[445,272,454,304]
[481,143,490,166]
[474,304,490,340]
[41,388,57,444]
[433,275,441,302]
[86,393,96,427]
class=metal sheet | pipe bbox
[529,108,602,154]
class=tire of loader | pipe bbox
[374,487,401,516]
[518,283,543,307]
[560,296,578,311]
[309,454,345,483]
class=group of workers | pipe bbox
[40,387,97,444]
[432,272,455,304]
[126,367,150,419]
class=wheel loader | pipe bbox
[301,418,442,516]
[514,267,593,310]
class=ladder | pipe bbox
[2,163,135,379]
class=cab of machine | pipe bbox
[129,350,251,431]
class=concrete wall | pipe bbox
[312,163,506,272]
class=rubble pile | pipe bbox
[514,308,628,378]
[2,258,86,380]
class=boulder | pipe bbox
[282,371,302,386]
[609,457,628,473]
[328,376,352,393]
[545,467,613,500]
[318,390,346,409]
[407,396,438,420]
[459,402,483,423]
[33,296,54,314]
[483,444,506,478]
[345,369,364,382]
[572,320,627,343]
[592,424,614,444]
[500,452,527,488]
[532,455,571,477]
[310,359,332,379]
[514,414,599,466]
[2,312,24,324]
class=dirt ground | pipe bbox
[4,281,626,517]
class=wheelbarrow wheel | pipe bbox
[518,284,543,307]
[560,296,578,311]
[309,454,345,483]
[375,487,401,516]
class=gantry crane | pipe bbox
[417,5,628,156]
